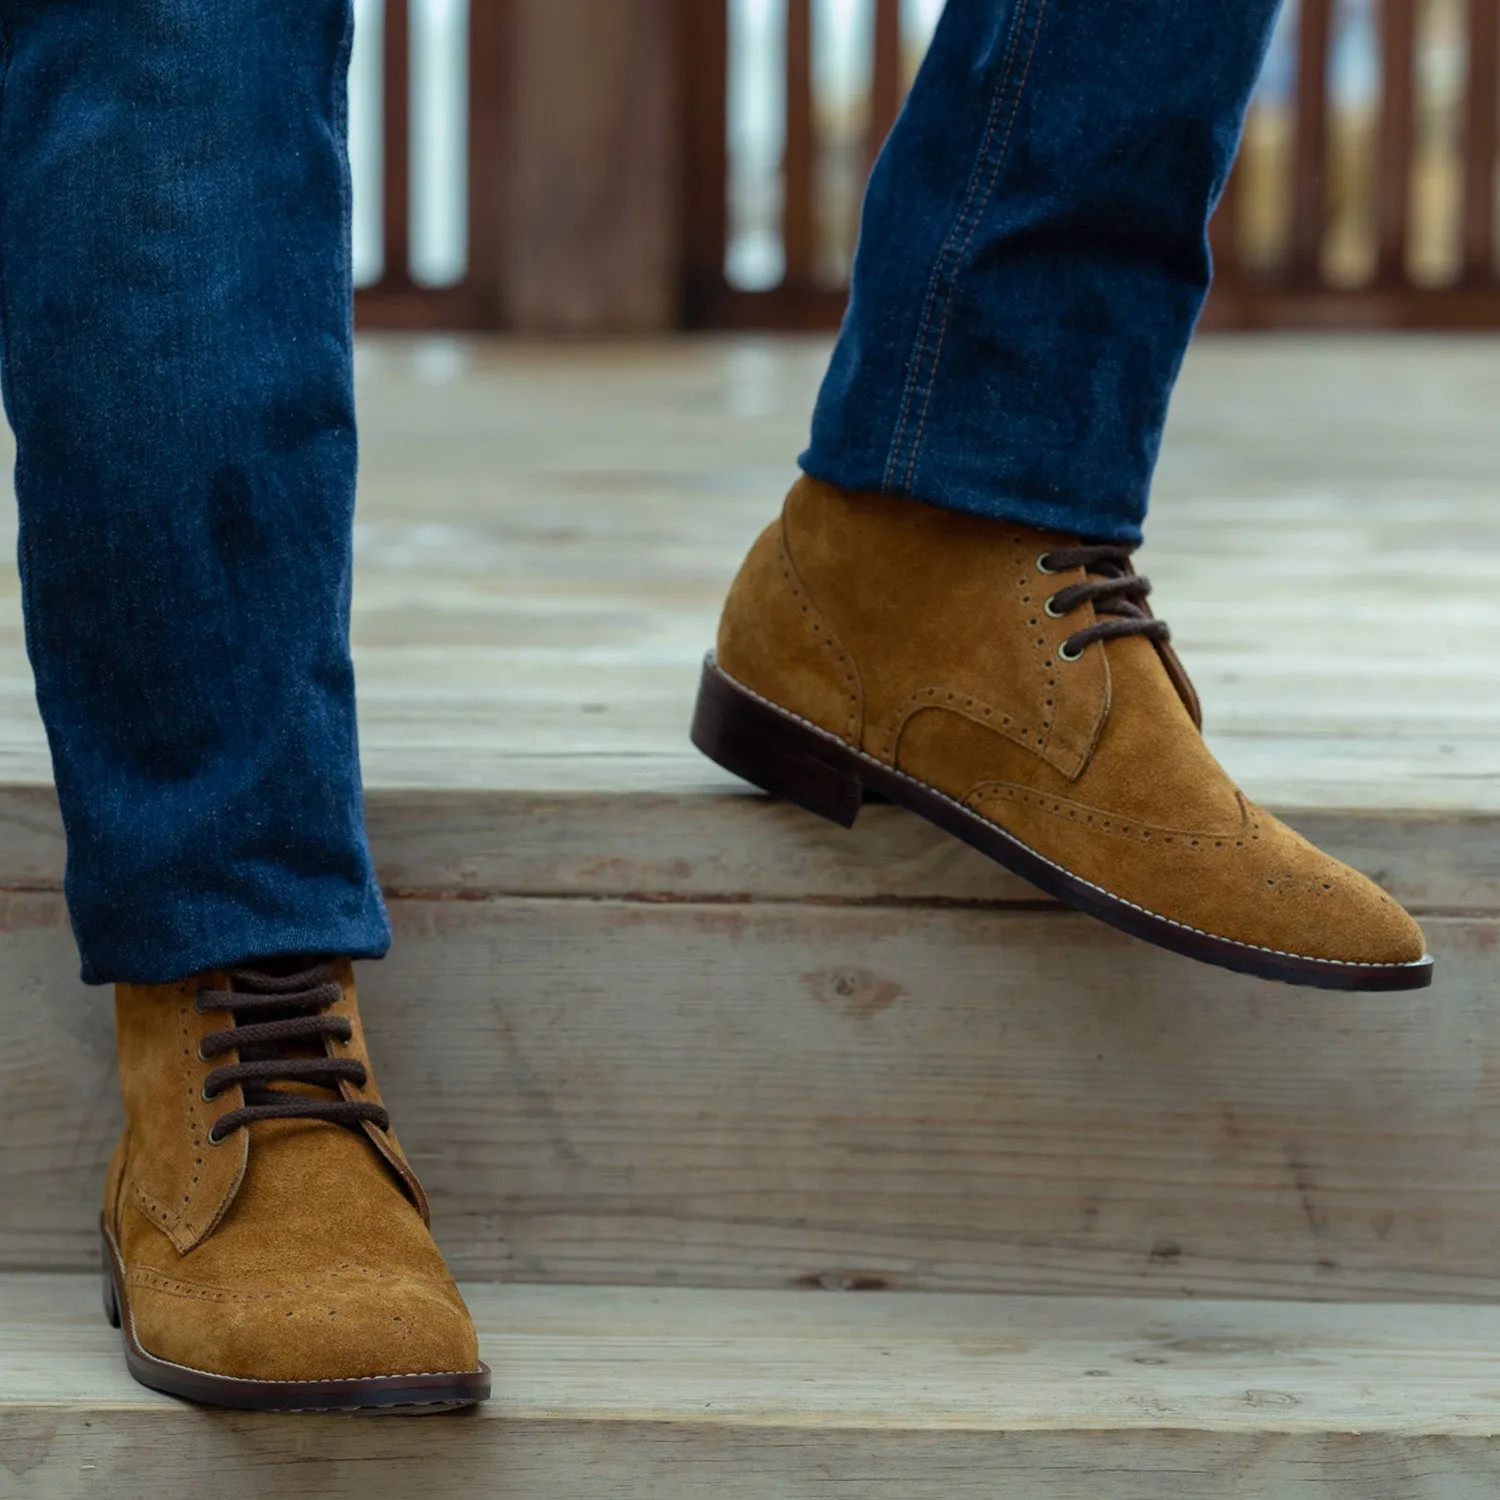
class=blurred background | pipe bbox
[351,0,1500,334]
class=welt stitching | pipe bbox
[882,0,1032,493]
[102,1223,485,1390]
[899,0,1049,495]
[711,659,1426,970]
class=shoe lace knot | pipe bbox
[194,962,390,1146]
[1038,544,1170,662]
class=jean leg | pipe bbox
[0,0,390,983]
[802,0,1282,544]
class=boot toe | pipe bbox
[129,1267,482,1385]
[1123,819,1428,972]
[967,781,1428,976]
[1220,815,1427,970]
[1245,874,1428,970]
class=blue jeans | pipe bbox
[0,0,391,984]
[803,0,1282,545]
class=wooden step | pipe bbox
[4,856,1498,1300]
[5,1276,1500,1497]
[3,336,1498,806]
[1,338,1496,1301]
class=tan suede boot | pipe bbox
[102,958,489,1411]
[693,477,1431,991]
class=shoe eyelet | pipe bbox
[201,1084,219,1104]
[206,1124,228,1147]
[1058,641,1084,664]
[1037,553,1060,575]
[196,1042,211,1063]
[1043,596,1066,619]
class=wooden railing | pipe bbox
[353,0,510,330]
[354,0,679,334]
[356,0,1500,332]
[1206,0,1500,326]
[682,0,1500,331]
[681,0,905,329]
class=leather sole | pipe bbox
[101,1221,491,1413]
[690,655,1435,993]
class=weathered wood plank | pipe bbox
[8,1419,1499,1500]
[0,338,1494,1306]
[3,784,1494,912]
[5,681,1498,811]
[0,337,1498,811]
[2,895,1497,1299]
[6,1278,1500,1497]
[503,0,680,331]
[362,793,1500,912]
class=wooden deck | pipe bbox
[0,334,1496,811]
[9,1276,1500,1497]
[2,336,1498,1306]
[3,341,1500,1492]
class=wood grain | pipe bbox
[0,338,1497,811]
[0,338,1495,1304]
[503,0,681,331]
[6,1277,1500,1497]
[2,787,1493,912]
[2,894,1497,1299]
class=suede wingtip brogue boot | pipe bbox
[692,476,1431,991]
[103,958,490,1411]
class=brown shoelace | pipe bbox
[195,962,390,1145]
[1038,544,1170,661]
